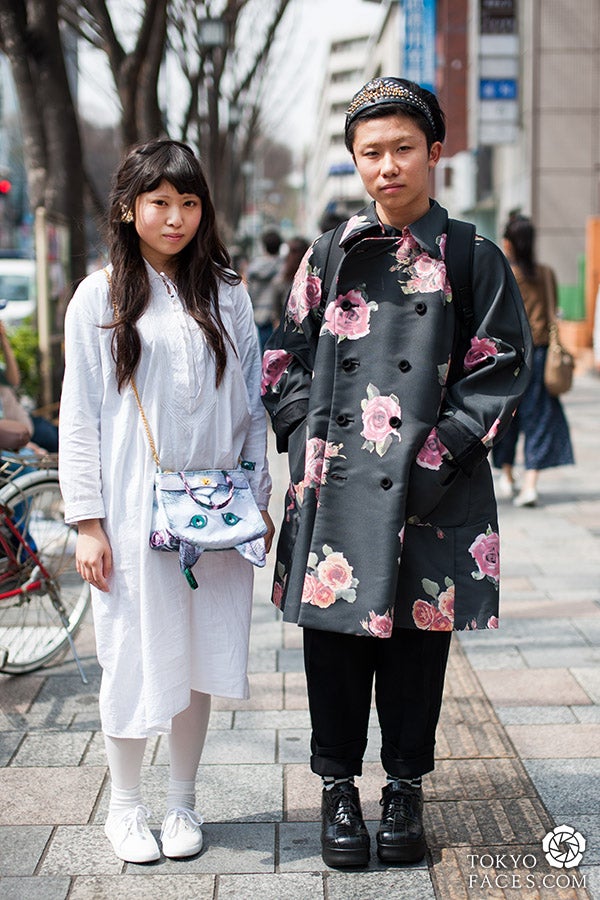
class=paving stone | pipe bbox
[436,719,514,759]
[283,672,309,709]
[171,728,276,765]
[233,709,311,730]
[500,598,600,619]
[124,823,275,874]
[20,675,102,729]
[477,669,592,707]
[283,624,303,649]
[247,649,277,672]
[0,766,106,825]
[580,866,600,900]
[69,874,215,899]
[571,816,600,865]
[212,672,282,711]
[278,729,310,764]
[277,648,304,673]
[0,732,22,766]
[523,759,600,817]
[460,645,527,670]
[573,706,600,723]
[572,668,600,704]
[0,674,44,714]
[326,869,435,899]
[218,872,323,899]
[39,826,123,876]
[424,798,554,848]
[0,876,71,900]
[519,646,600,668]
[428,758,537,802]
[505,724,600,758]
[496,706,578,725]
[11,731,92,767]
[0,826,53,875]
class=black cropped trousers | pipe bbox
[303,626,452,779]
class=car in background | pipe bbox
[0,259,36,327]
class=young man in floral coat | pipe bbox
[262,77,532,868]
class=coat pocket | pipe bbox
[405,459,471,527]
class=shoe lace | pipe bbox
[161,807,203,839]
[332,791,361,827]
[119,804,154,840]
[380,790,418,825]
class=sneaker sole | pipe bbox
[376,836,427,864]
[322,844,370,868]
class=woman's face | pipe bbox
[351,113,442,230]
[134,179,202,273]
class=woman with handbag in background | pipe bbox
[493,213,574,506]
[59,140,274,864]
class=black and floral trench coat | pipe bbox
[261,201,532,638]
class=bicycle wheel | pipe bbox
[0,469,91,674]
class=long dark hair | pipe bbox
[503,213,536,281]
[107,140,239,391]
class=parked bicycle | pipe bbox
[0,453,90,680]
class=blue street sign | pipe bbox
[479,78,518,100]
[403,0,436,94]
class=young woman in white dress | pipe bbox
[59,140,274,864]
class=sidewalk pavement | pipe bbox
[0,372,598,900]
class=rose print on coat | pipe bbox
[261,349,293,395]
[341,213,370,242]
[412,578,454,631]
[302,545,359,608]
[303,437,345,500]
[361,383,402,457]
[285,249,322,327]
[463,336,499,372]
[321,288,378,341]
[482,417,501,447]
[469,525,499,586]
[416,427,450,471]
[361,609,394,638]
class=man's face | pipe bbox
[352,114,442,229]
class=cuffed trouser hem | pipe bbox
[380,745,435,779]
[310,754,364,778]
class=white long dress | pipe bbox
[59,264,271,738]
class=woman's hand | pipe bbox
[261,510,276,553]
[76,519,113,592]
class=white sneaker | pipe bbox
[497,474,516,499]
[514,488,538,508]
[161,807,204,858]
[104,805,160,863]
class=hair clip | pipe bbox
[120,205,134,224]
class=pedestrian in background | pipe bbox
[0,320,58,452]
[246,228,282,352]
[272,235,310,326]
[59,140,273,865]
[493,213,574,506]
[262,77,532,869]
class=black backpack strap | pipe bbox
[445,218,476,384]
[321,221,346,301]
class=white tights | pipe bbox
[104,690,211,817]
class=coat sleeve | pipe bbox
[260,236,331,452]
[58,275,107,524]
[435,237,533,475]
[229,282,272,509]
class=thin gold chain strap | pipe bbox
[104,267,164,470]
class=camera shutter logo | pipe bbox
[542,825,586,869]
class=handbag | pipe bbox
[131,379,267,589]
[103,268,267,589]
[541,266,574,397]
